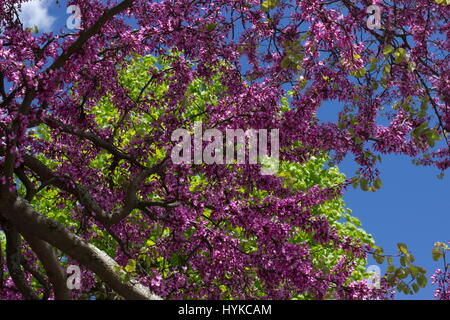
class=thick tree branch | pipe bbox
[15,167,36,201]
[22,235,71,300]
[3,227,39,300]
[0,198,161,300]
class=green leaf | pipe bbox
[371,81,379,90]
[397,281,408,293]
[261,0,279,12]
[374,178,382,190]
[400,255,408,267]
[355,67,367,78]
[387,256,393,266]
[383,45,394,55]
[397,242,409,254]
[298,76,308,89]
[417,274,427,288]
[374,254,385,264]
[205,23,216,32]
[394,48,407,64]
[125,259,136,273]
[169,253,184,266]
[112,265,122,273]
[387,264,395,273]
[280,56,294,69]
[432,245,444,261]
[383,64,391,76]
[360,178,369,191]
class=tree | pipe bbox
[0,0,448,299]
[1,52,385,299]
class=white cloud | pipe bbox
[18,0,56,32]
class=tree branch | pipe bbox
[47,0,135,72]
[20,256,51,300]
[3,226,39,300]
[22,153,167,227]
[0,198,161,300]
[44,117,147,170]
[22,235,71,300]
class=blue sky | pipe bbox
[316,99,450,299]
[15,0,449,299]
[340,154,450,299]
[17,0,58,32]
